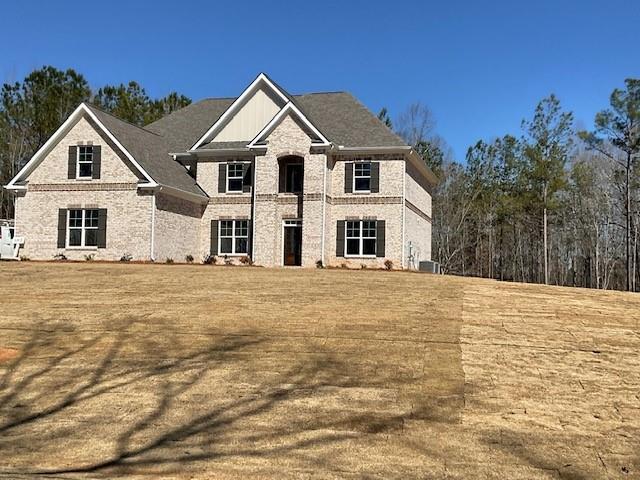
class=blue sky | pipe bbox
[1,0,639,161]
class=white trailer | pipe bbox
[0,221,24,260]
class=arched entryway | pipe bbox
[278,155,304,194]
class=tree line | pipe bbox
[0,66,191,219]
[384,79,640,292]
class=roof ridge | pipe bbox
[293,91,348,97]
[84,102,163,138]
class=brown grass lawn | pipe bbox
[0,263,639,479]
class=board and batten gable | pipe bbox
[210,87,285,143]
[14,115,154,261]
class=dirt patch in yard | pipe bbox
[0,348,18,363]
[0,263,638,479]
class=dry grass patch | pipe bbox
[0,263,638,479]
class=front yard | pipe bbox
[0,263,639,478]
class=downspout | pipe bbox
[251,158,257,262]
[402,161,406,269]
[150,191,156,261]
[13,192,18,238]
[321,155,327,266]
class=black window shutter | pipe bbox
[68,146,77,179]
[242,163,252,193]
[247,220,253,257]
[92,146,102,179]
[210,220,219,255]
[336,220,345,257]
[218,164,226,193]
[344,162,353,193]
[370,162,380,193]
[57,209,67,248]
[97,209,108,248]
[376,220,386,257]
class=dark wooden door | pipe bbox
[283,226,302,266]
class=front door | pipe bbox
[283,221,302,266]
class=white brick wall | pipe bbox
[16,116,153,261]
[154,193,203,262]
[17,188,152,261]
[27,117,140,185]
[13,108,433,268]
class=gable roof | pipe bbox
[145,98,234,152]
[189,73,291,150]
[6,74,432,196]
[248,102,330,148]
[295,92,406,148]
[5,103,206,198]
[146,92,407,152]
[84,105,205,197]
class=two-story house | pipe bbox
[4,73,436,268]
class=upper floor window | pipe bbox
[354,162,371,192]
[219,219,248,255]
[77,146,94,179]
[68,209,99,247]
[346,220,377,257]
[285,163,303,193]
[69,145,101,180]
[345,161,379,194]
[227,163,244,192]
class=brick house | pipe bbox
[4,74,436,268]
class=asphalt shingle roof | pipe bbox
[82,84,410,198]
[85,104,206,197]
[145,92,407,151]
[145,98,234,152]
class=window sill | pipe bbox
[65,246,98,251]
[344,255,377,259]
[352,191,371,195]
[75,177,93,182]
[225,191,249,195]
[217,253,249,257]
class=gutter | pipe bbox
[335,145,439,187]
[140,184,208,204]
[336,145,412,153]
[186,148,252,157]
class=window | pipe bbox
[227,164,244,192]
[68,209,98,247]
[219,219,248,255]
[77,146,94,179]
[346,220,376,257]
[285,163,303,193]
[354,162,371,192]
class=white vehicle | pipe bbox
[0,221,24,260]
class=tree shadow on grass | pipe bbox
[0,318,435,477]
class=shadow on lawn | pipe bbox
[0,317,435,477]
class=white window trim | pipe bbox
[353,161,372,193]
[218,219,249,256]
[76,145,94,180]
[226,162,246,194]
[344,220,377,258]
[66,209,99,249]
